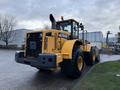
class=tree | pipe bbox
[0,15,16,46]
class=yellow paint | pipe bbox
[56,53,63,64]
[45,37,55,53]
[81,44,91,52]
[28,29,70,35]
[61,40,77,59]
[25,29,89,65]
[42,30,69,54]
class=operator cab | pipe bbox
[49,14,81,39]
[56,19,79,39]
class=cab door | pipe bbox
[57,32,69,50]
[44,32,55,53]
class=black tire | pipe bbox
[95,51,100,63]
[60,48,84,78]
[84,47,96,66]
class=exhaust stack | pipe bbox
[49,14,56,29]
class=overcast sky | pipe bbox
[0,0,120,36]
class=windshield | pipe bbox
[56,20,79,39]
[57,22,71,33]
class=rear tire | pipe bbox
[95,51,100,63]
[84,47,96,66]
[84,47,100,66]
[61,48,84,78]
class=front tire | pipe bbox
[61,48,84,78]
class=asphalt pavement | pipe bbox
[100,54,120,62]
[0,49,91,90]
[0,49,119,90]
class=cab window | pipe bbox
[73,21,79,38]
[58,32,69,39]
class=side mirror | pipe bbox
[79,23,84,30]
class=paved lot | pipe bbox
[0,49,119,90]
[100,54,120,63]
[0,50,91,90]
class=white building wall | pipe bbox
[79,31,103,42]
[79,31,103,49]
[103,37,117,43]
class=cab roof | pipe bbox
[56,19,79,24]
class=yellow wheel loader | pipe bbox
[15,14,100,78]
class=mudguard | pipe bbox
[61,40,82,59]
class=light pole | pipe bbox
[85,30,87,42]
[106,31,112,47]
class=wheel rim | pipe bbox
[77,56,83,71]
[93,54,96,61]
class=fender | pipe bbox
[81,44,92,52]
[61,40,82,59]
